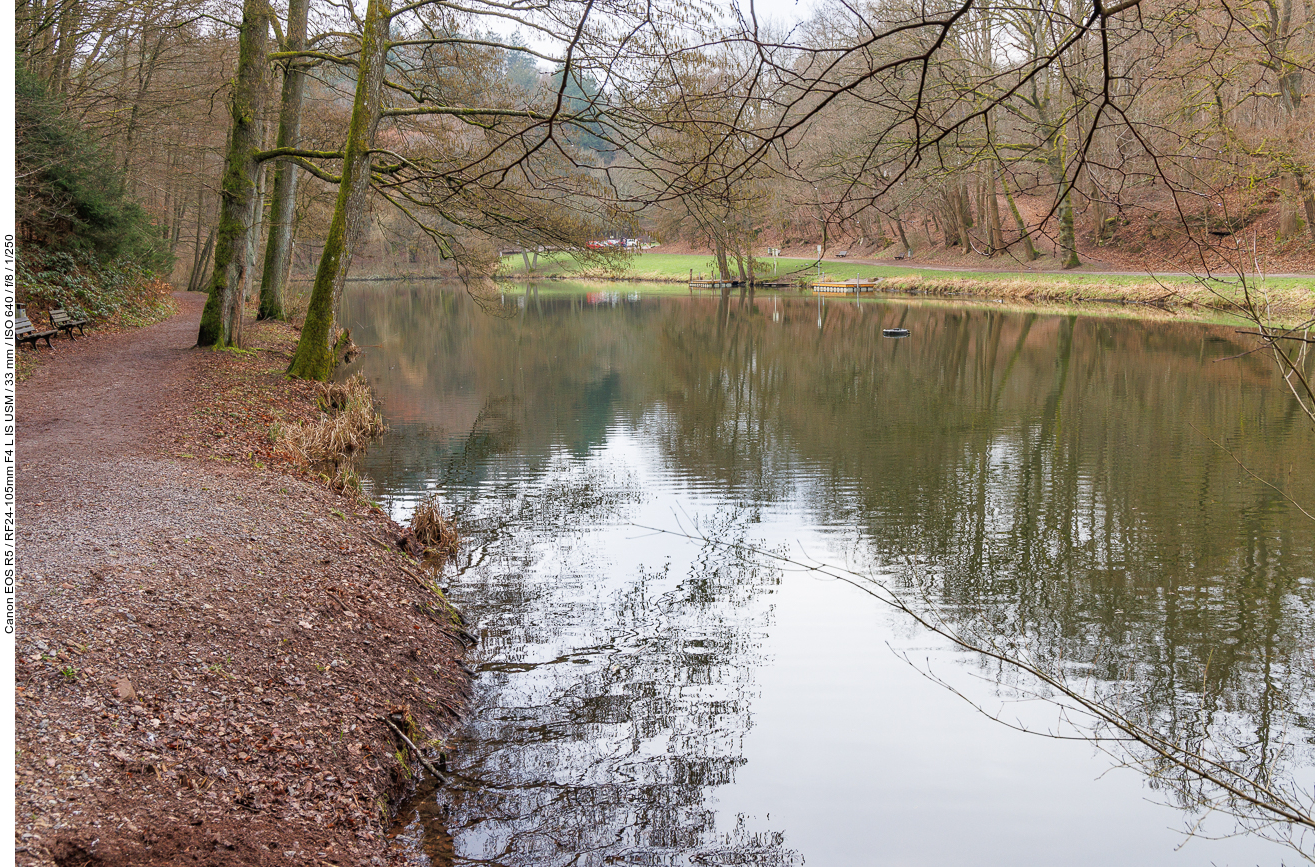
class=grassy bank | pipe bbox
[499,251,1313,319]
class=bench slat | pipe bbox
[49,308,89,338]
[14,316,57,348]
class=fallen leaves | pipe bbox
[112,676,137,701]
[16,307,473,867]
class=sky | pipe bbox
[500,0,818,65]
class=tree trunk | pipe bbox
[162,166,173,243]
[1303,188,1315,244]
[259,0,309,321]
[987,174,1005,255]
[1057,198,1079,267]
[197,0,272,347]
[192,184,207,269]
[1276,62,1314,243]
[120,33,167,179]
[189,186,205,282]
[242,160,268,338]
[953,186,973,251]
[714,238,731,281]
[1279,173,1301,241]
[51,1,80,94]
[189,228,216,293]
[1050,135,1079,268]
[930,210,948,246]
[892,212,911,256]
[940,201,954,247]
[1051,146,1080,268]
[1001,172,1038,261]
[287,0,390,380]
[169,163,185,254]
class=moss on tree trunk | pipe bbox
[1047,137,1080,270]
[197,0,270,347]
[286,0,390,380]
[258,0,309,322]
[1001,172,1038,261]
[1056,181,1080,269]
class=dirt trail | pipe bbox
[16,295,469,867]
[21,293,204,463]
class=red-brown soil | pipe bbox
[16,293,470,866]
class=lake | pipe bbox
[343,283,1315,866]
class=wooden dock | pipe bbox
[811,277,883,295]
[687,278,802,291]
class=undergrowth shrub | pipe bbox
[17,65,171,270]
[19,249,175,327]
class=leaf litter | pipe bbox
[16,293,471,867]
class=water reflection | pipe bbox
[349,284,1315,865]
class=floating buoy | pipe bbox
[883,328,910,337]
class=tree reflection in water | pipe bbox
[350,285,1315,864]
[394,486,800,866]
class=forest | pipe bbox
[13,0,1314,375]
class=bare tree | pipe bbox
[196,0,273,348]
[258,0,310,320]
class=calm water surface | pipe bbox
[344,284,1315,866]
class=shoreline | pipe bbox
[492,270,1313,324]
[15,294,470,867]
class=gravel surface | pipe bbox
[16,293,471,866]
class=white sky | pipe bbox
[499,0,818,65]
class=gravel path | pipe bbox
[16,295,469,867]
[20,293,207,466]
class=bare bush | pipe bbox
[278,373,385,467]
[409,495,461,563]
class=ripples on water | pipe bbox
[347,284,1315,866]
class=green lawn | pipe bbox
[496,250,1310,318]
[501,250,1307,288]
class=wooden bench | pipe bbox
[15,315,57,349]
[50,308,89,338]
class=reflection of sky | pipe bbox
[357,292,1313,866]
[376,432,1299,867]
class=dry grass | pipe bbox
[882,275,1175,302]
[410,494,461,563]
[277,373,385,468]
[877,275,1314,319]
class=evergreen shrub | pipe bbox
[15,64,172,272]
